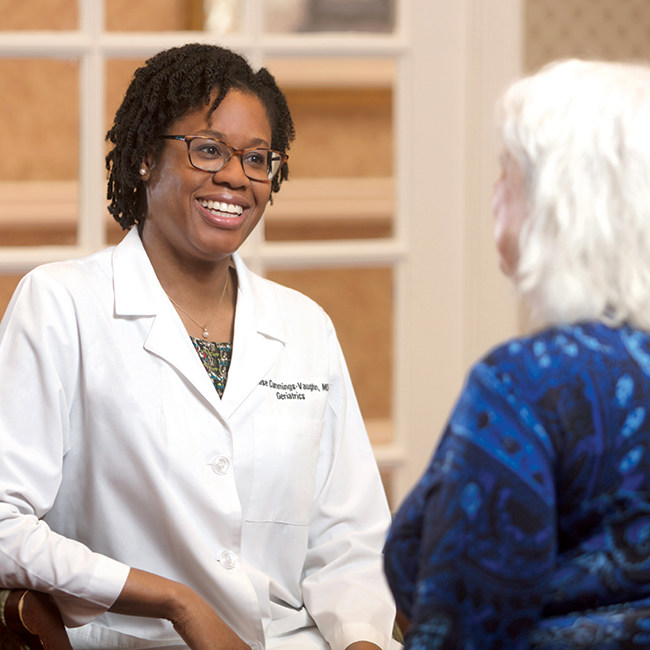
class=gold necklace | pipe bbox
[168,271,230,339]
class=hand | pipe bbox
[346,643,382,650]
[110,568,249,650]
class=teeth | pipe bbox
[199,199,243,216]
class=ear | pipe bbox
[139,147,156,181]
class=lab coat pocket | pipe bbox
[247,416,324,525]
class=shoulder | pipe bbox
[457,322,642,457]
[2,248,114,329]
[21,247,112,295]
[474,322,631,387]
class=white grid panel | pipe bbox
[0,2,410,272]
[0,0,412,497]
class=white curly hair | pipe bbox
[498,59,650,330]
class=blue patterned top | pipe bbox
[384,322,650,649]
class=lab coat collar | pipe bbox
[230,252,288,345]
[112,228,163,317]
[111,228,287,419]
[113,229,220,412]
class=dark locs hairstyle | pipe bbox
[105,43,295,231]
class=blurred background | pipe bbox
[1,0,649,507]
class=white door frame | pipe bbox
[398,0,522,499]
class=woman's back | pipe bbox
[386,321,650,648]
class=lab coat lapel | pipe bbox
[220,254,287,419]
[112,229,224,414]
[145,310,224,413]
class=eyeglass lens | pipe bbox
[189,138,283,180]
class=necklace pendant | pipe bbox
[202,328,209,339]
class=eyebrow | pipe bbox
[195,129,271,149]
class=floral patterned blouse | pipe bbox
[190,337,232,399]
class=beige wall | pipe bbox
[399,0,650,496]
[525,0,650,72]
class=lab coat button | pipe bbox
[249,642,262,650]
[211,456,230,475]
[219,550,237,569]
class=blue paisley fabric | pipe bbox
[384,322,650,649]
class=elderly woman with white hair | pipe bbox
[384,59,650,649]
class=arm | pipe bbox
[0,271,130,625]
[110,568,248,650]
[301,319,396,650]
[382,462,431,623]
[388,368,556,649]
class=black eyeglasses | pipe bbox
[160,135,288,181]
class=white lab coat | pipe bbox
[0,229,396,650]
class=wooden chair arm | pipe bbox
[0,589,72,650]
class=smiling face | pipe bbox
[492,151,529,277]
[140,89,273,270]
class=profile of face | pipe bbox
[492,152,528,277]
[140,89,274,267]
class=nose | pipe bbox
[212,152,248,187]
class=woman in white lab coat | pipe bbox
[0,43,397,650]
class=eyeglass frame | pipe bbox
[159,135,288,181]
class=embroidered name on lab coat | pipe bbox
[259,379,329,400]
